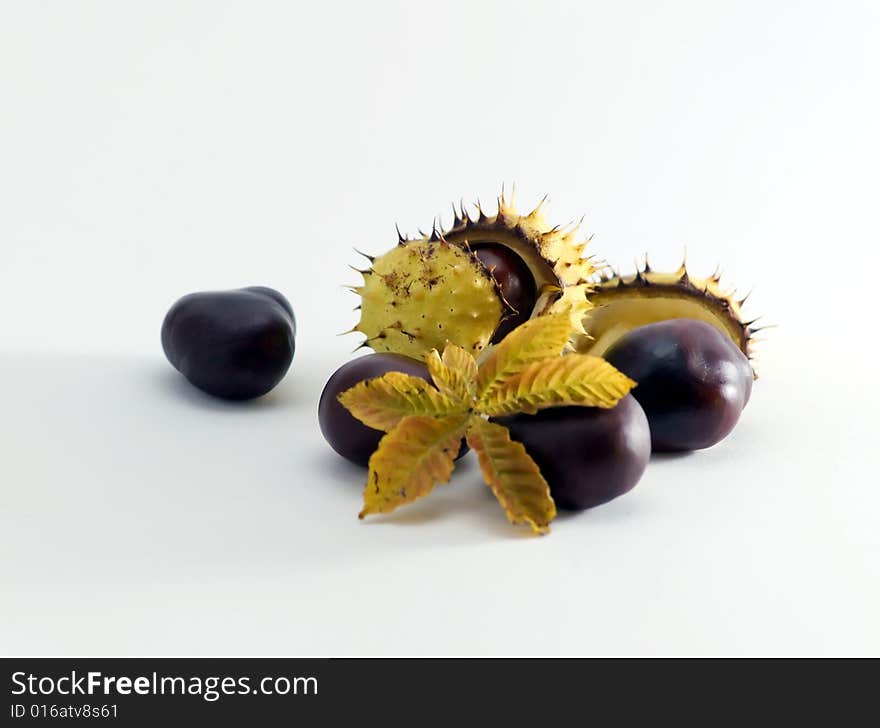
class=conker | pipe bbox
[161,286,296,401]
[319,353,467,467]
[473,244,537,342]
[495,395,651,511]
[604,319,753,452]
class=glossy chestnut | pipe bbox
[604,319,752,451]
[473,244,537,342]
[495,395,651,511]
[319,353,467,467]
[162,286,296,401]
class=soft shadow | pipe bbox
[152,367,295,412]
[454,449,475,471]
[554,508,586,522]
[650,450,696,462]
[314,443,542,541]
[485,520,545,540]
[313,445,477,491]
[364,505,540,541]
[363,498,463,527]
[554,496,642,525]
[362,480,542,541]
[312,448,370,481]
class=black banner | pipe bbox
[2,657,873,725]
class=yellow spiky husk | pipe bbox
[404,191,595,345]
[351,191,597,360]
[580,259,760,374]
[353,240,504,360]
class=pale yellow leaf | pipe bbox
[476,314,573,404]
[466,418,557,534]
[442,343,478,381]
[425,344,477,403]
[481,354,636,416]
[360,414,470,518]
[338,371,465,432]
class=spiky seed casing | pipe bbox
[580,260,760,375]
[353,192,597,359]
[353,240,503,360]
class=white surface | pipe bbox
[2,341,878,656]
[2,1,879,655]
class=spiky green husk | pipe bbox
[417,193,596,341]
[353,240,503,359]
[580,259,761,374]
[352,192,596,359]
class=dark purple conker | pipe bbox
[319,353,467,467]
[473,244,537,342]
[495,395,651,511]
[161,286,296,401]
[603,319,753,452]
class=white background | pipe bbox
[2,1,878,655]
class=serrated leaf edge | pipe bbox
[360,413,471,518]
[480,354,636,416]
[338,371,466,432]
[466,417,557,535]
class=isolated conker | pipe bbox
[604,319,753,452]
[161,286,296,400]
[496,395,650,511]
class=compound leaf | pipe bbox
[360,414,471,518]
[339,372,465,433]
[466,418,556,534]
[481,354,635,416]
[425,344,477,404]
[476,314,573,404]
